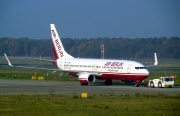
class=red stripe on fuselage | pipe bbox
[101,73,148,82]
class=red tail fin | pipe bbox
[50,24,73,59]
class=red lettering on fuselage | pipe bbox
[104,62,111,66]
[51,30,64,57]
[104,62,124,67]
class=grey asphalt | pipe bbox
[0,80,180,95]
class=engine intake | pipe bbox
[78,73,96,83]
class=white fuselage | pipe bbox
[55,58,149,82]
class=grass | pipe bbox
[0,94,179,115]
[0,68,77,81]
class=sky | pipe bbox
[0,0,180,39]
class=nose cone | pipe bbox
[144,69,149,76]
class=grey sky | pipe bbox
[0,0,180,39]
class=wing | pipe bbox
[4,53,59,71]
[26,57,55,62]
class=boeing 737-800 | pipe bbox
[4,24,158,87]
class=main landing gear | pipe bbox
[105,79,112,85]
[81,83,88,86]
[135,83,139,87]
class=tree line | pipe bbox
[0,37,180,59]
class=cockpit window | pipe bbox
[135,67,146,69]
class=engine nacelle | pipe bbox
[78,73,96,85]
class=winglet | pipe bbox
[4,53,13,66]
[145,53,158,68]
[154,53,158,65]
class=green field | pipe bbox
[0,94,180,116]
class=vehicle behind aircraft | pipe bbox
[149,77,174,88]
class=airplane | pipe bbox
[4,24,158,87]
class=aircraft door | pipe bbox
[127,64,132,73]
[92,64,97,71]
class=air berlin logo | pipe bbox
[51,30,64,57]
[104,62,124,67]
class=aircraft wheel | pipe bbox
[135,83,139,87]
[109,79,112,85]
[150,82,154,88]
[105,80,108,85]
[81,83,88,86]
[105,79,112,85]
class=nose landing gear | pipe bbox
[135,83,139,87]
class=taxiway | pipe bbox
[0,80,180,95]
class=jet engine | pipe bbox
[78,73,96,85]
